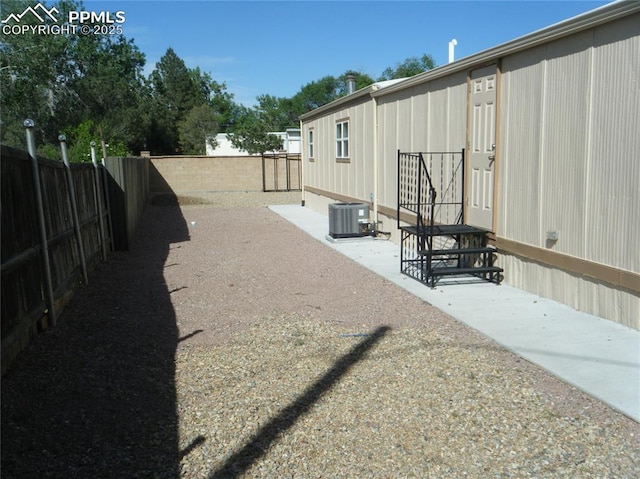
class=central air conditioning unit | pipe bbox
[328,202,369,238]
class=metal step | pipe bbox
[400,224,488,237]
[400,222,503,287]
[418,246,497,257]
[430,266,503,277]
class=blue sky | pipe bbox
[83,0,609,106]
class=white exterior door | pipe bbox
[467,65,497,231]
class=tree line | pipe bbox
[0,0,436,160]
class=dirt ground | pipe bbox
[2,192,638,478]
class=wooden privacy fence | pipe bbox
[105,155,149,250]
[1,139,149,374]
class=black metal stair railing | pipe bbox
[397,150,465,283]
[397,150,465,229]
[397,149,502,287]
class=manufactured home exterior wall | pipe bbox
[304,96,376,207]
[300,5,639,329]
[376,72,468,231]
[499,15,639,265]
[497,13,640,328]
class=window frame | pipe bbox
[307,128,315,161]
[335,118,350,163]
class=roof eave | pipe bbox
[298,78,407,121]
[298,86,373,121]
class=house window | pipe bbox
[308,129,314,160]
[336,120,349,160]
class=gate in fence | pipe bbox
[262,153,302,192]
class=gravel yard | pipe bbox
[2,191,638,478]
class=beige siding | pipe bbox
[499,48,546,243]
[303,99,376,204]
[378,98,400,210]
[499,253,640,329]
[499,14,640,274]
[376,72,468,212]
[587,14,640,272]
[497,14,639,328]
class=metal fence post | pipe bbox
[24,119,57,326]
[100,154,114,252]
[59,135,89,285]
[90,142,107,261]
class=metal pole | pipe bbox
[448,39,457,63]
[59,135,89,285]
[24,119,57,326]
[98,124,114,250]
[461,148,466,224]
[100,154,114,252]
[91,142,107,261]
[396,150,400,229]
[299,119,305,206]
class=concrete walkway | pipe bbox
[269,204,640,422]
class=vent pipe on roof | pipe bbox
[448,39,457,63]
[346,74,356,94]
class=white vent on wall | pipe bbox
[328,203,369,238]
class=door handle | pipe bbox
[488,155,495,162]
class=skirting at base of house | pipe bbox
[492,237,640,296]
[496,253,639,330]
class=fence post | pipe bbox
[98,127,115,250]
[90,142,107,261]
[24,119,57,327]
[100,155,114,252]
[286,154,291,191]
[59,135,89,285]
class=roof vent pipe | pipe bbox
[346,74,356,94]
[448,39,457,63]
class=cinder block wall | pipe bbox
[149,156,263,193]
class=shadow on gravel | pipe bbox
[208,325,391,479]
[1,200,188,478]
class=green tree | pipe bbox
[150,48,201,116]
[281,71,374,122]
[209,79,236,131]
[147,48,234,154]
[378,54,436,81]
[254,94,292,131]
[178,104,219,155]
[0,0,80,146]
[71,34,147,153]
[275,76,341,127]
[0,0,147,155]
[63,119,130,163]
[148,48,196,153]
[227,106,283,155]
[289,76,341,113]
